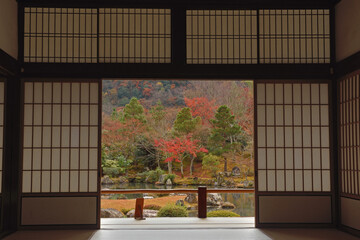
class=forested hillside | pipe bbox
[102,80,254,181]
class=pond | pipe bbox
[102,182,255,217]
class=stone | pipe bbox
[224,172,232,177]
[126,209,159,218]
[231,166,241,176]
[165,178,172,186]
[117,176,129,183]
[101,175,114,185]
[101,208,125,218]
[184,193,197,204]
[207,193,223,206]
[221,202,236,209]
[176,199,184,206]
[158,174,167,184]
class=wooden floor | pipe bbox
[4,218,359,240]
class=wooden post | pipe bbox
[198,186,207,218]
[134,198,145,220]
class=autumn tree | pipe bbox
[184,97,216,125]
[155,136,207,177]
[210,105,246,172]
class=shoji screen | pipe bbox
[21,79,100,227]
[24,8,98,63]
[186,10,258,64]
[255,81,333,226]
[259,10,330,64]
[339,72,360,231]
[0,80,4,194]
[99,8,171,63]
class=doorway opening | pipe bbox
[100,79,255,227]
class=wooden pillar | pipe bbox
[198,186,207,218]
[134,198,145,220]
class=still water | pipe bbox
[102,182,255,217]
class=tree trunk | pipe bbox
[156,152,161,169]
[167,161,172,174]
[181,161,184,178]
[189,156,195,176]
[224,157,227,172]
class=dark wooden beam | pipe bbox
[21,63,332,80]
[17,0,338,9]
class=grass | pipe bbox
[101,196,186,212]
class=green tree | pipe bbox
[210,105,243,172]
[173,107,201,136]
[202,154,221,177]
[124,97,146,123]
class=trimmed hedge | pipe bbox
[207,210,240,217]
[157,204,188,217]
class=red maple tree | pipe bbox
[184,97,216,125]
[154,135,208,177]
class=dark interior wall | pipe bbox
[335,0,360,236]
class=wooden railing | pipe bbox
[101,187,255,219]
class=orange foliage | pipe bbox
[101,196,186,212]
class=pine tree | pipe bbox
[173,107,201,136]
[124,97,146,123]
[210,105,242,172]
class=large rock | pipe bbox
[117,176,129,183]
[184,193,197,203]
[231,166,241,176]
[126,209,159,218]
[101,175,114,185]
[165,178,172,186]
[101,208,125,218]
[221,202,236,209]
[158,174,167,184]
[176,199,184,206]
[207,193,223,206]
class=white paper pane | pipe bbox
[284,84,292,104]
[80,171,88,192]
[311,84,319,104]
[294,149,302,169]
[258,127,266,147]
[311,105,320,125]
[90,83,98,103]
[277,170,285,191]
[313,170,321,191]
[267,170,276,191]
[24,83,34,103]
[22,171,32,192]
[90,105,98,125]
[70,171,79,192]
[294,170,303,191]
[275,84,283,104]
[293,106,302,125]
[51,171,60,192]
[24,105,33,125]
[284,105,293,125]
[89,170,98,192]
[70,149,79,169]
[303,127,311,147]
[61,171,69,192]
[62,83,71,103]
[320,84,328,104]
[89,127,98,147]
[42,149,51,169]
[275,106,283,125]
[81,105,89,125]
[322,170,331,191]
[89,149,98,169]
[81,83,90,103]
[71,83,80,103]
[285,170,294,191]
[61,127,70,147]
[32,171,41,192]
[257,84,265,104]
[258,170,267,191]
[304,170,312,191]
[42,171,51,192]
[71,127,80,147]
[293,84,301,104]
[257,105,265,125]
